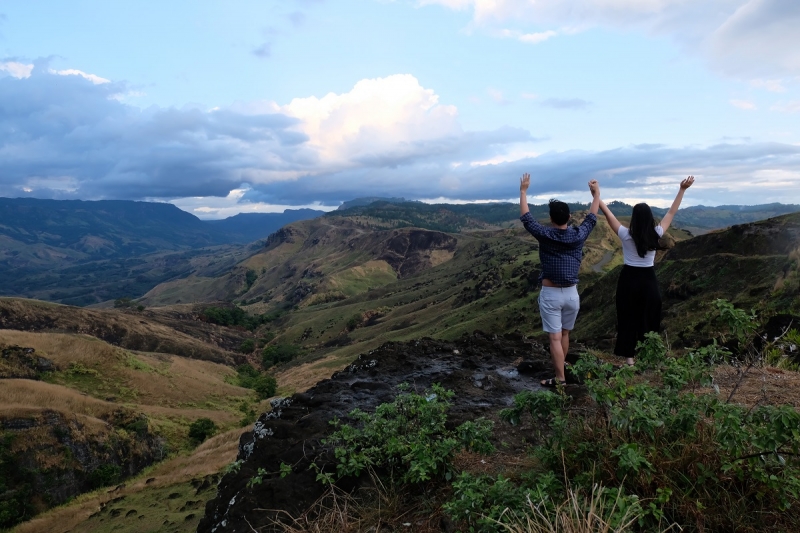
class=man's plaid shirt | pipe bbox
[520,211,597,286]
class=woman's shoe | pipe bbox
[541,377,567,388]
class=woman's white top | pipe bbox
[618,225,664,267]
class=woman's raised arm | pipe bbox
[599,200,622,234]
[659,176,694,232]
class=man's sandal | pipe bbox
[541,377,567,388]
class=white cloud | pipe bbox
[423,0,800,80]
[729,99,757,110]
[49,68,110,84]
[277,74,462,167]
[487,87,510,104]
[0,61,34,79]
[770,100,800,113]
[167,186,337,219]
[518,30,558,43]
[750,79,786,92]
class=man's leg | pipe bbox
[548,331,566,382]
[561,329,570,360]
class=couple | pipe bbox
[519,173,695,387]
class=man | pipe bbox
[519,173,601,387]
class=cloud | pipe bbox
[0,67,533,205]
[487,87,510,105]
[49,68,110,84]
[750,79,786,92]
[729,99,757,110]
[541,97,591,110]
[422,0,800,80]
[4,63,798,211]
[770,101,800,113]
[0,61,34,79]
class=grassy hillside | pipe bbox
[0,327,261,530]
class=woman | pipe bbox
[599,176,694,365]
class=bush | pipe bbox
[252,374,277,400]
[201,306,278,331]
[234,364,277,399]
[262,344,302,367]
[345,313,362,331]
[188,418,217,445]
[489,323,800,532]
[320,384,493,485]
[239,339,255,353]
[113,297,134,308]
[88,464,122,488]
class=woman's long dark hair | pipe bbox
[629,203,662,258]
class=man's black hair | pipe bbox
[549,199,570,226]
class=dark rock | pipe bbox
[198,333,565,533]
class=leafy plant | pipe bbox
[262,343,303,367]
[322,384,494,485]
[188,417,217,445]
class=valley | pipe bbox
[0,199,799,532]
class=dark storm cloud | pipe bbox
[0,65,305,199]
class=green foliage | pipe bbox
[233,364,277,400]
[262,343,302,367]
[345,313,362,331]
[201,306,277,331]
[188,418,217,445]
[239,338,255,353]
[323,384,494,485]
[244,269,258,291]
[235,363,278,400]
[113,297,134,308]
[497,323,800,531]
[65,361,100,377]
[88,464,122,489]
[713,298,758,348]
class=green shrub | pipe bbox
[201,306,278,331]
[490,317,800,532]
[345,313,362,331]
[188,418,217,445]
[262,344,302,367]
[252,374,277,400]
[88,464,121,488]
[321,384,493,485]
[239,339,255,353]
[234,364,277,400]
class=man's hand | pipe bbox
[680,176,695,190]
[588,180,600,197]
[520,173,531,193]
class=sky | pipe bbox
[1,0,799,219]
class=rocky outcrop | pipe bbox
[0,345,56,379]
[0,408,163,529]
[378,229,458,278]
[198,332,573,533]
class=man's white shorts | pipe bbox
[538,285,580,333]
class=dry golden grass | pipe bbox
[275,353,349,395]
[709,364,800,409]
[0,329,250,408]
[0,379,117,419]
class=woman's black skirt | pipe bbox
[614,265,662,358]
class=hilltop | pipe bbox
[0,197,323,306]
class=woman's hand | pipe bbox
[588,180,599,197]
[520,173,531,193]
[680,176,695,190]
